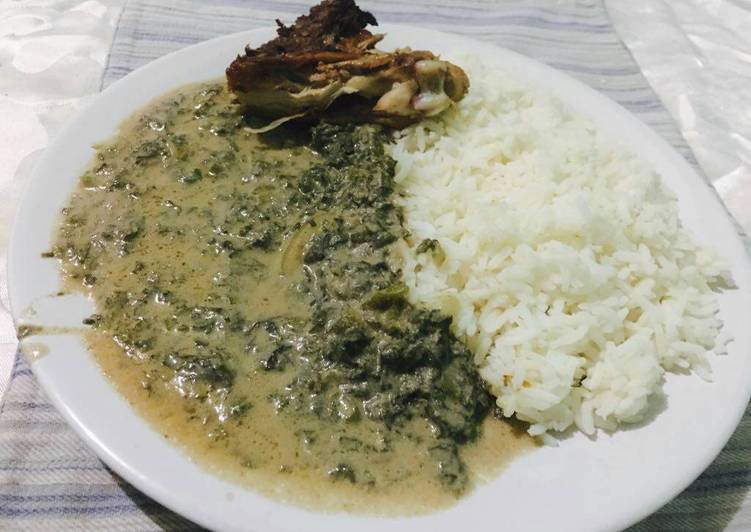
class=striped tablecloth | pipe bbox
[1,0,749,529]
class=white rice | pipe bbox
[390,55,732,437]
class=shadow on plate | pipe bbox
[116,474,206,531]
[619,388,669,433]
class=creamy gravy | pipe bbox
[51,80,535,514]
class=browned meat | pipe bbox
[226,0,469,128]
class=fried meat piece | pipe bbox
[226,0,469,128]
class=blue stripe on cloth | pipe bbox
[1,0,747,530]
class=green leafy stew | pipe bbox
[51,82,532,514]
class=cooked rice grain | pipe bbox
[391,56,732,436]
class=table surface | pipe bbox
[0,0,749,529]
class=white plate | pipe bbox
[8,25,751,532]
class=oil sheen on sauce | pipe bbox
[52,80,535,514]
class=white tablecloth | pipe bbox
[0,0,121,405]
